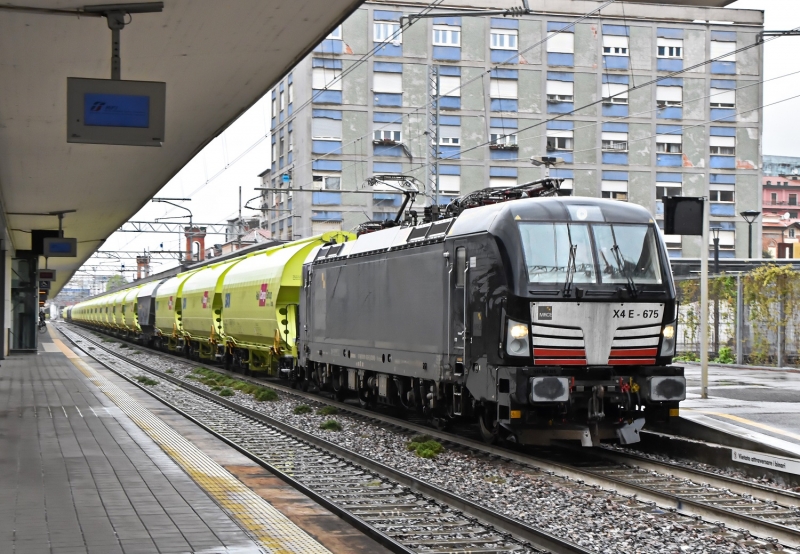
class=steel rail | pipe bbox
[65,322,800,548]
[59,325,589,554]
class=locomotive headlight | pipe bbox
[659,323,676,357]
[506,319,530,357]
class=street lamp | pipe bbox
[739,210,761,259]
[711,226,721,274]
[711,226,721,355]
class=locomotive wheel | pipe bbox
[478,408,498,445]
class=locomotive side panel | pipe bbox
[305,243,448,377]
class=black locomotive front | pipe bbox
[461,197,684,446]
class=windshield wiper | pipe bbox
[609,227,638,297]
[563,225,577,297]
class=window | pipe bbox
[709,184,734,202]
[489,177,517,189]
[313,174,341,190]
[279,138,285,157]
[374,129,402,143]
[433,24,461,46]
[280,91,285,111]
[656,182,681,199]
[546,130,573,150]
[288,83,294,104]
[601,181,628,201]
[602,83,628,104]
[438,174,461,194]
[710,40,736,61]
[657,38,683,58]
[790,228,796,239]
[656,134,682,154]
[710,88,735,108]
[491,29,518,50]
[771,192,777,203]
[271,142,276,161]
[791,194,798,206]
[312,67,342,90]
[546,33,574,54]
[710,136,735,156]
[327,25,342,40]
[546,80,573,102]
[656,86,683,107]
[374,22,402,44]
[271,97,277,117]
[438,126,461,145]
[603,35,629,56]
[602,132,628,152]
[311,117,342,139]
[490,133,517,147]
[434,75,461,97]
[373,72,403,93]
[288,131,293,152]
[490,78,518,99]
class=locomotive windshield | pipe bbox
[519,222,662,285]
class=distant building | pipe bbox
[263,0,763,258]
[763,155,800,177]
[762,172,800,257]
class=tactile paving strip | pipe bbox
[52,337,332,554]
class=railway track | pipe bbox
[62,323,800,551]
[57,325,587,554]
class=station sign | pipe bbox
[38,269,57,281]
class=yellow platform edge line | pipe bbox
[51,335,331,554]
[685,408,800,442]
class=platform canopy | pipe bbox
[0,0,362,296]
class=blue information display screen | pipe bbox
[48,242,73,254]
[84,93,150,128]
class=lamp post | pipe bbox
[739,210,761,259]
[711,226,721,355]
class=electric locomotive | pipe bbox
[298,182,684,446]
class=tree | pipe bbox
[106,275,128,292]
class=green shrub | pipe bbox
[255,389,279,402]
[135,375,158,386]
[317,405,339,416]
[293,404,312,415]
[165,369,174,374]
[406,436,444,459]
[714,346,735,364]
[219,388,234,397]
[319,419,342,431]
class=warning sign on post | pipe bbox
[732,448,800,476]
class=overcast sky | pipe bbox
[71,0,800,283]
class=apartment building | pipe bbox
[262,0,763,258]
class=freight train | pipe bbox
[64,178,685,447]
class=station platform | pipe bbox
[681,362,800,460]
[0,326,388,554]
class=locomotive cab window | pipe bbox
[519,222,661,285]
[519,223,596,284]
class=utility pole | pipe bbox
[428,64,441,206]
[700,199,709,399]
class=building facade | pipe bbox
[263,0,763,258]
